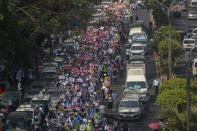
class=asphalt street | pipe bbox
[172,7,197,79]
[110,7,159,130]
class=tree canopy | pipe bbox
[154,26,181,44]
[159,78,196,93]
[0,0,97,71]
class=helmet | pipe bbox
[88,120,91,123]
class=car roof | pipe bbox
[16,106,34,112]
[184,38,196,41]
[53,57,64,61]
[132,43,143,46]
[7,112,28,118]
[42,67,57,73]
[121,96,140,101]
[31,94,50,101]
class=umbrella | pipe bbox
[148,123,161,130]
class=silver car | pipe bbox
[118,96,144,120]
[188,11,197,20]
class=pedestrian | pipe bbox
[135,16,139,21]
[153,79,159,95]
[107,94,113,113]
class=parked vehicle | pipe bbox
[16,104,36,125]
[188,11,197,20]
[118,96,144,120]
[190,0,197,10]
[31,93,51,107]
[192,58,197,75]
[62,38,76,54]
[183,38,196,49]
[6,112,31,131]
[191,28,197,39]
[26,88,42,99]
[53,57,64,70]
[43,62,58,70]
[41,67,57,80]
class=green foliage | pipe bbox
[159,78,196,93]
[8,0,93,35]
[154,26,181,44]
[158,39,183,60]
[156,88,197,109]
[159,105,197,131]
[0,0,37,70]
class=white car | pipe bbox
[191,28,197,39]
[183,38,196,49]
[188,11,197,20]
[130,43,145,56]
[122,88,149,102]
[118,96,144,120]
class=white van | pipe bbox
[190,0,197,10]
[192,58,197,75]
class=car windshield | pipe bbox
[120,101,139,107]
[132,34,146,40]
[126,82,146,89]
[192,2,197,5]
[184,40,195,44]
[47,91,61,97]
[26,90,40,95]
[124,90,139,95]
[191,12,197,14]
[193,30,197,33]
[131,46,143,50]
[32,100,48,106]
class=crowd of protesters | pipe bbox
[32,1,133,131]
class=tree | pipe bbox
[153,26,181,49]
[156,88,197,109]
[0,0,36,71]
[158,78,197,93]
[7,0,94,36]
[158,39,183,74]
[159,105,197,131]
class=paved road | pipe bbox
[171,3,197,79]
[110,7,159,130]
[172,5,197,33]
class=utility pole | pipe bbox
[186,51,191,131]
[168,4,172,79]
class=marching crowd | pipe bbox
[34,1,133,131]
